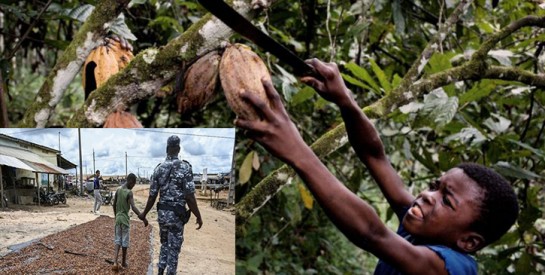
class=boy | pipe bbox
[111,173,148,271]
[235,59,519,274]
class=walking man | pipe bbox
[91,170,102,214]
[139,135,203,275]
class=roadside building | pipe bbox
[0,134,76,206]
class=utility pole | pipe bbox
[125,152,127,177]
[58,131,61,152]
[92,149,95,174]
[78,128,83,195]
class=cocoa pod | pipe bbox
[219,44,272,120]
[103,111,143,128]
[82,42,133,98]
[107,40,134,69]
[177,51,221,114]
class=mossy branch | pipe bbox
[19,0,130,128]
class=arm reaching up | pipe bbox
[301,59,414,217]
[235,79,448,275]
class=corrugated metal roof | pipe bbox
[21,161,69,174]
[0,155,36,171]
[0,146,68,174]
[0,146,47,163]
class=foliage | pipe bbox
[2,0,545,273]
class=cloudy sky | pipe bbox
[0,128,236,177]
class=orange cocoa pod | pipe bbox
[219,44,272,120]
[82,45,120,98]
[176,51,221,114]
[107,40,134,69]
[103,111,143,128]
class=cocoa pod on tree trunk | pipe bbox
[219,44,272,120]
[176,51,221,114]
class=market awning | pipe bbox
[57,155,77,170]
[0,146,68,174]
[0,155,36,171]
[22,161,70,174]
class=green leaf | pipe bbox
[493,161,541,180]
[239,151,255,185]
[426,52,455,75]
[369,59,391,93]
[444,127,487,147]
[290,86,315,106]
[515,251,532,274]
[391,74,402,89]
[412,89,458,129]
[110,14,138,41]
[345,62,381,94]
[341,73,372,90]
[459,80,497,105]
[66,4,94,22]
[507,140,545,158]
[483,113,511,134]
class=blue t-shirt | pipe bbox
[374,209,477,275]
[93,177,100,190]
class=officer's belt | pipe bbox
[157,202,186,212]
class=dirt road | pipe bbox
[0,184,235,274]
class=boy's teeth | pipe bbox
[410,205,423,218]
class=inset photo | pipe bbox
[0,128,235,274]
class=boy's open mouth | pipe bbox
[409,203,424,219]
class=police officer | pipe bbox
[139,135,203,275]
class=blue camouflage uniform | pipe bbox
[150,136,195,275]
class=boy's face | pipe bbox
[402,168,483,248]
[127,181,135,189]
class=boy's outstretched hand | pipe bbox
[301,59,353,107]
[235,79,311,166]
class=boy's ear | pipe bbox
[457,232,485,253]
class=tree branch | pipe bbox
[19,0,131,127]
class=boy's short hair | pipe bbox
[127,173,136,184]
[456,163,519,245]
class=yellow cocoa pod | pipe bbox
[103,111,143,128]
[219,44,272,120]
[82,45,119,98]
[107,40,134,69]
[177,51,221,114]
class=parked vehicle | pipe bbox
[54,191,67,204]
[101,190,113,205]
[34,188,58,206]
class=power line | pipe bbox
[132,129,235,139]
[4,128,56,135]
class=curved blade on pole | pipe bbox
[198,0,320,79]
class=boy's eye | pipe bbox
[442,195,453,208]
[428,180,440,191]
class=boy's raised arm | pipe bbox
[301,59,414,216]
[236,80,447,275]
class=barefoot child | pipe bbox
[236,59,519,274]
[112,173,148,271]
